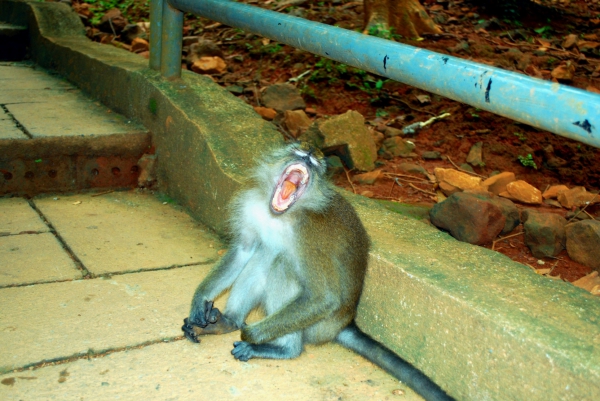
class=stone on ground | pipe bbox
[566,220,600,270]
[522,210,566,258]
[301,110,378,171]
[261,83,306,112]
[429,192,506,245]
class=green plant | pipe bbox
[375,109,389,118]
[514,132,526,141]
[518,154,537,169]
[367,23,401,40]
[534,25,553,38]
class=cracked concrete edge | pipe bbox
[3,0,599,399]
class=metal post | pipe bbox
[168,0,600,149]
[149,0,163,71]
[160,0,184,79]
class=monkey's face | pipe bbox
[269,143,326,215]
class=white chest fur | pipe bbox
[239,191,296,253]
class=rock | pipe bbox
[398,163,429,178]
[191,56,227,74]
[379,137,416,159]
[490,196,520,235]
[566,208,593,221]
[353,170,381,185]
[429,192,506,245]
[566,220,600,271]
[422,151,442,160]
[137,154,156,188]
[542,185,569,200]
[283,110,311,138]
[434,168,482,191]
[372,130,385,148]
[562,34,578,49]
[253,106,277,120]
[572,271,600,295]
[557,186,600,209]
[326,155,344,175]
[300,110,377,171]
[481,172,515,195]
[499,180,542,204]
[384,127,403,137]
[186,39,224,65]
[438,181,460,196]
[522,210,566,258]
[225,85,244,95]
[261,83,306,112]
[130,37,149,53]
[551,62,575,81]
[98,8,128,34]
[466,141,484,167]
[459,163,475,173]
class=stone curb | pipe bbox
[1,1,599,399]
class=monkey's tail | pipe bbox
[335,322,455,401]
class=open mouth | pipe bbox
[270,162,309,214]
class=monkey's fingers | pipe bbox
[203,300,215,323]
[208,305,220,324]
[231,341,254,362]
[182,318,201,343]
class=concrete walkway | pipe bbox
[0,191,419,400]
[0,60,422,400]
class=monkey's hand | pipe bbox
[182,299,220,343]
[189,299,220,328]
[231,341,255,362]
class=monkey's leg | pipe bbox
[183,256,266,343]
[231,331,303,362]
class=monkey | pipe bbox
[182,142,454,401]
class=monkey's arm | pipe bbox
[188,244,255,327]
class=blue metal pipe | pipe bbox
[167,0,600,148]
[160,0,184,79]
[149,0,163,71]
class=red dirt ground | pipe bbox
[74,0,600,283]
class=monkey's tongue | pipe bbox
[281,180,297,200]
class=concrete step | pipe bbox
[0,62,151,196]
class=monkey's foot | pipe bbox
[182,313,240,343]
[231,341,300,361]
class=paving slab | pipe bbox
[0,64,74,91]
[0,265,212,373]
[0,335,419,401]
[34,191,221,274]
[6,99,141,138]
[0,233,81,287]
[0,108,26,139]
[0,197,48,235]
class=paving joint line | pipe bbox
[0,261,216,290]
[1,104,33,139]
[26,199,93,278]
[1,336,185,375]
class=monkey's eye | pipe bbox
[308,155,319,167]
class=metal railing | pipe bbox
[150,0,600,149]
